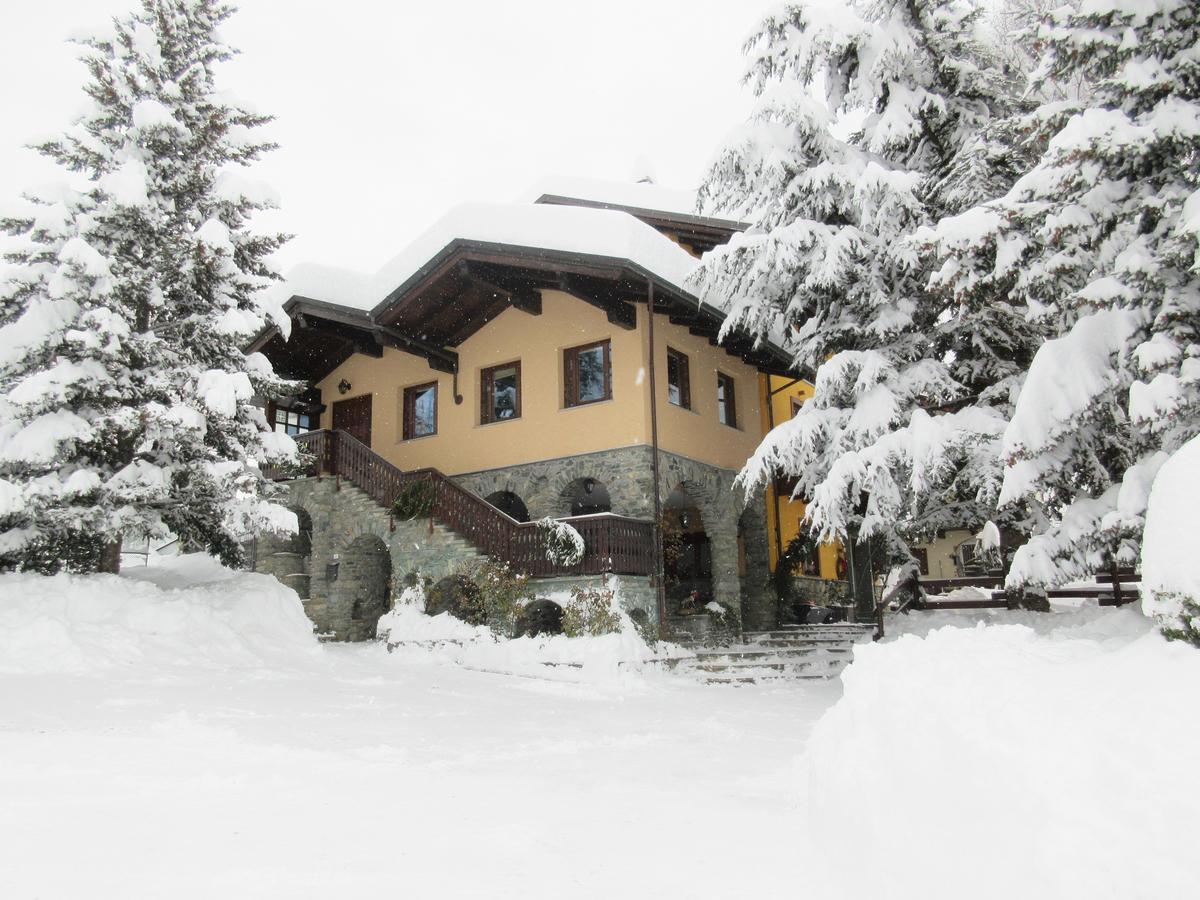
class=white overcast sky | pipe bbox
[1,0,766,273]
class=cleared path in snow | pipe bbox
[0,644,839,899]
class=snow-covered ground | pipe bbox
[1,557,1197,899]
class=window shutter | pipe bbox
[603,342,612,400]
[680,353,690,409]
[480,368,491,424]
[564,349,576,407]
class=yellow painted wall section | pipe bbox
[759,374,841,579]
[914,529,976,579]
[651,316,766,471]
[316,290,651,475]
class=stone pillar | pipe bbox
[738,488,777,631]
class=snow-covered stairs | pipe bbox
[666,624,875,684]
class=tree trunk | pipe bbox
[98,538,122,574]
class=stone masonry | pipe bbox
[454,444,776,629]
[253,444,777,640]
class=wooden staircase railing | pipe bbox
[271,429,656,578]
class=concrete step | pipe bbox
[692,647,851,662]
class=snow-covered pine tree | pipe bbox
[930,0,1200,609]
[690,0,1033,577]
[0,0,298,573]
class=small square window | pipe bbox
[666,348,690,409]
[272,405,315,435]
[717,372,737,428]
[564,340,612,408]
[402,382,437,439]
[481,362,521,424]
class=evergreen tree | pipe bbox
[932,0,1200,599]
[0,0,298,573]
[691,0,1035,564]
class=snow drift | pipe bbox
[0,554,317,674]
[804,610,1198,899]
[1142,433,1200,637]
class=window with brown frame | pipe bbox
[481,361,521,424]
[791,396,804,418]
[717,372,737,428]
[666,347,690,409]
[402,381,437,439]
[563,339,612,408]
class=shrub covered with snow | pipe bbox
[538,517,584,567]
[803,610,1197,898]
[1142,435,1200,646]
[561,583,622,637]
[0,554,317,674]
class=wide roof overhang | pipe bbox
[251,239,797,384]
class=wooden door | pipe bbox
[333,394,372,448]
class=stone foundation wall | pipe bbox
[454,444,776,629]
[255,442,779,638]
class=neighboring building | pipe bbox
[249,179,817,640]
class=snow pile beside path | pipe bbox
[0,554,317,675]
[1142,433,1200,634]
[378,582,682,682]
[805,610,1197,899]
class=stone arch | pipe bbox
[332,532,392,641]
[560,477,613,517]
[484,490,530,523]
[254,505,314,599]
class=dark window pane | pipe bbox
[667,354,681,405]
[491,365,518,420]
[413,385,436,436]
[577,346,606,403]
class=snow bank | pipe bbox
[377,582,680,683]
[0,554,317,674]
[1142,434,1200,635]
[804,610,1197,899]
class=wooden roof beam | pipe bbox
[456,261,543,316]
[376,325,459,374]
[557,273,636,330]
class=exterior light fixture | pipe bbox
[338,379,352,395]
[583,478,596,495]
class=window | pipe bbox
[666,348,690,409]
[272,405,316,435]
[481,362,521,424]
[791,396,804,418]
[563,340,611,408]
[402,382,437,439]
[717,372,737,428]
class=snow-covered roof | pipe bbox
[277,201,703,314]
[522,175,700,219]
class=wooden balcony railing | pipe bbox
[267,429,656,578]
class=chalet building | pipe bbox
[249,179,826,640]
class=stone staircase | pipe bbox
[664,624,875,684]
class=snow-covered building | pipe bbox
[248,179,832,640]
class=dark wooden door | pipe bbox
[333,394,372,448]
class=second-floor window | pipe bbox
[402,381,437,439]
[666,347,690,409]
[564,339,611,408]
[481,361,521,423]
[717,372,737,428]
[271,405,317,435]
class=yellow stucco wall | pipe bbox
[313,289,765,476]
[651,311,765,471]
[759,374,841,579]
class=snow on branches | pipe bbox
[695,0,1031,552]
[0,0,299,572]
